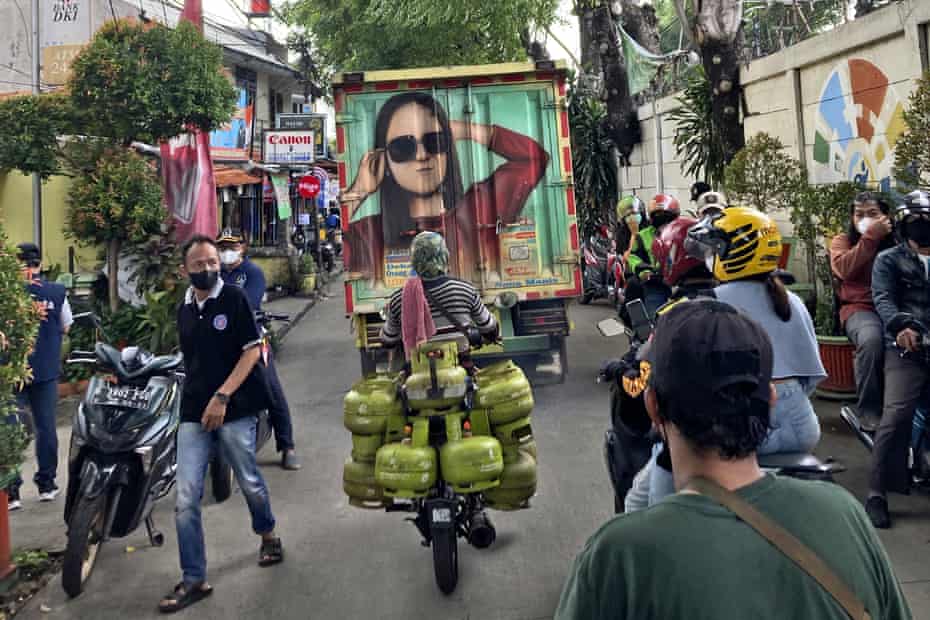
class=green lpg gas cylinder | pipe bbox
[484,449,537,510]
[440,436,504,493]
[475,361,534,425]
[492,416,533,446]
[351,433,384,462]
[343,458,385,508]
[344,375,403,435]
[405,341,468,410]
[375,443,437,497]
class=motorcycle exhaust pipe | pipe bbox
[467,510,496,549]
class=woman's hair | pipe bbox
[847,191,893,247]
[374,92,464,248]
[766,274,792,322]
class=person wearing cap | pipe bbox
[866,189,930,529]
[4,243,73,510]
[556,298,911,620]
[217,230,300,471]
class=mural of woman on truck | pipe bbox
[342,91,549,285]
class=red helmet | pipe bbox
[652,217,704,287]
[648,193,681,228]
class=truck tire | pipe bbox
[211,456,234,503]
[432,525,458,595]
[62,493,107,598]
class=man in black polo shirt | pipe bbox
[159,235,283,614]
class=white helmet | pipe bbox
[696,191,728,216]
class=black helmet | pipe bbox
[690,181,711,203]
[895,190,930,246]
[896,190,930,220]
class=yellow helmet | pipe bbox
[684,207,782,282]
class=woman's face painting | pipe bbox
[385,103,449,198]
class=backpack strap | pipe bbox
[686,477,871,620]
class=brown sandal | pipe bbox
[158,581,213,614]
[259,537,284,567]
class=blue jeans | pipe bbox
[265,355,295,452]
[637,379,822,509]
[7,380,59,493]
[175,417,276,586]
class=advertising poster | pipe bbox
[264,130,316,164]
[40,0,92,86]
[210,84,254,160]
[340,84,565,296]
[270,175,293,219]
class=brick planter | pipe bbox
[816,335,856,399]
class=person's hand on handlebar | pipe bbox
[896,328,921,353]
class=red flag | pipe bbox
[162,0,217,242]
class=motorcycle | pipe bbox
[579,225,618,306]
[599,300,841,514]
[62,314,183,598]
[841,313,930,488]
[292,224,336,273]
[209,310,289,501]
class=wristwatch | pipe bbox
[214,392,230,405]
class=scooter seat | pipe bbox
[96,343,183,380]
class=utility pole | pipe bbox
[31,0,42,250]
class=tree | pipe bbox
[66,150,166,312]
[724,132,803,212]
[894,70,930,189]
[570,93,618,237]
[280,0,559,74]
[669,66,727,188]
[68,20,236,144]
[0,223,39,483]
[0,94,74,179]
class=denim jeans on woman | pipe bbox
[627,378,822,511]
[175,417,275,586]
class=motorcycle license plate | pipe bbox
[93,386,150,408]
[431,507,452,524]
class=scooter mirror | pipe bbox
[597,318,627,338]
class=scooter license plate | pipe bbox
[94,386,150,408]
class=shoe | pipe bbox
[865,496,891,529]
[281,450,301,471]
[38,487,60,502]
[860,414,881,433]
[7,489,21,511]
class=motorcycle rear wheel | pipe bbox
[431,525,459,595]
[62,493,107,598]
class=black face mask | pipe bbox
[907,219,930,247]
[190,269,219,291]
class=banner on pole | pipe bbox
[271,175,293,220]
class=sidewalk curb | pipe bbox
[273,294,318,345]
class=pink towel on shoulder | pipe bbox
[401,277,436,359]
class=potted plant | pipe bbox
[788,181,861,397]
[0,224,40,584]
[297,254,318,296]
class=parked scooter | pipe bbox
[62,314,183,598]
[292,224,336,272]
[841,313,930,488]
[599,300,841,514]
[580,225,618,305]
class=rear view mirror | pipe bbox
[597,318,627,338]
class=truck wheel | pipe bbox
[432,525,459,595]
[211,456,234,503]
[62,493,107,598]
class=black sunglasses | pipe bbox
[386,132,448,163]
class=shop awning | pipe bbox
[214,166,262,188]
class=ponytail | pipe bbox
[766,274,792,322]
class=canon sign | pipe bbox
[264,130,316,164]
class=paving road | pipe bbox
[12,293,930,619]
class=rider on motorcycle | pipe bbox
[624,194,681,317]
[615,195,647,266]
[379,231,499,357]
[695,191,728,218]
[866,189,930,529]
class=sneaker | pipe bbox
[38,487,60,502]
[865,495,891,529]
[7,489,21,511]
[281,450,302,471]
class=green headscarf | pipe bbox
[411,231,449,278]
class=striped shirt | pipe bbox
[380,276,497,347]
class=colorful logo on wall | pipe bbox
[812,58,907,192]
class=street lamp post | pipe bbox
[31,0,42,250]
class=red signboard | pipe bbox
[298,175,321,199]
[249,0,270,16]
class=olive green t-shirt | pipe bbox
[556,475,911,620]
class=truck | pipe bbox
[334,60,580,382]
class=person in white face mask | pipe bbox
[829,193,894,432]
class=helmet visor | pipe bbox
[685,218,729,261]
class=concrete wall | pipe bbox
[621,3,930,202]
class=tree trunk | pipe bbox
[693,0,745,163]
[108,238,120,313]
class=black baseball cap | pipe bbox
[16,243,41,265]
[644,297,773,412]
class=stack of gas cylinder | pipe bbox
[342,341,538,510]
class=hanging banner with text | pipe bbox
[41,0,92,87]
[270,175,293,220]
